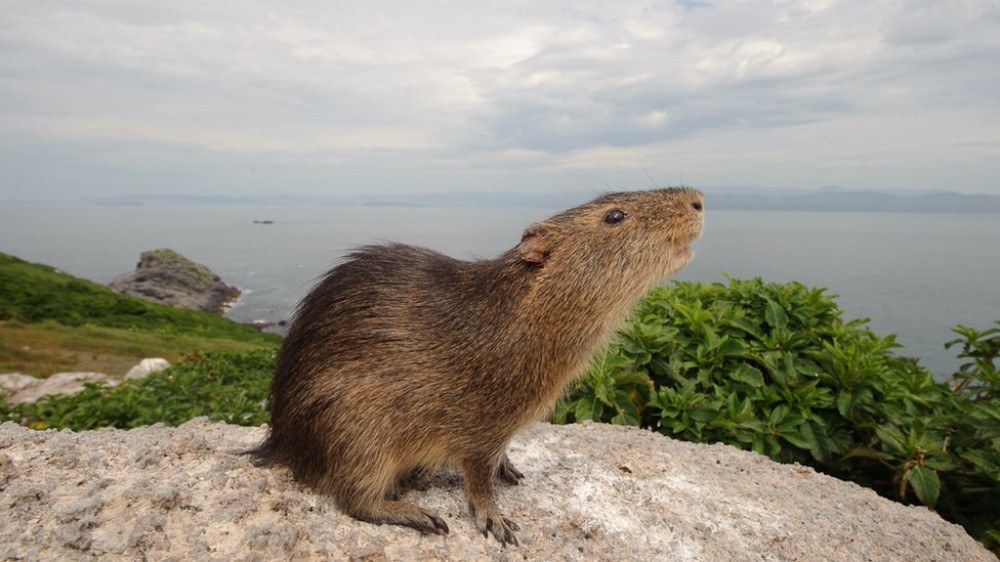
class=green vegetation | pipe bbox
[139,248,220,290]
[0,252,279,376]
[2,252,996,551]
[0,251,275,341]
[0,319,279,377]
[0,252,277,427]
[5,350,274,430]
[555,278,1000,552]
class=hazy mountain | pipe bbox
[704,187,1000,213]
[5,188,998,212]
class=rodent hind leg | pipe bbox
[495,452,524,485]
[347,498,450,536]
[326,465,449,535]
[463,457,519,546]
[388,465,431,500]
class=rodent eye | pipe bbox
[603,209,627,225]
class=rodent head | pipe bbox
[516,187,704,292]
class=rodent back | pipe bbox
[279,188,704,377]
[275,244,533,378]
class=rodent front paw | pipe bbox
[476,511,520,546]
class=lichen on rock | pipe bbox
[108,249,240,314]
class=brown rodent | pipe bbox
[252,187,704,545]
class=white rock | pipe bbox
[124,358,171,380]
[20,372,116,404]
[2,372,114,404]
[0,373,40,396]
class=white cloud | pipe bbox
[640,110,670,128]
[0,0,998,198]
[4,115,440,154]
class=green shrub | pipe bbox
[556,278,1000,551]
[10,349,276,431]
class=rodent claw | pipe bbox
[429,514,449,535]
[496,454,525,485]
[482,515,519,546]
[414,508,449,535]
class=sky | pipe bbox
[1,0,999,201]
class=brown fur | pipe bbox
[253,187,704,545]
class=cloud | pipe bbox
[0,0,998,199]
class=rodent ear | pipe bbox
[518,225,550,264]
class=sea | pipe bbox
[1,203,998,378]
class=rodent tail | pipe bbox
[243,435,279,467]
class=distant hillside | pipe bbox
[70,191,590,209]
[0,252,276,341]
[0,252,280,376]
[705,188,1000,213]
[7,188,999,212]
[357,188,1000,212]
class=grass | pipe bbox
[0,251,280,377]
[0,251,279,343]
[0,320,277,377]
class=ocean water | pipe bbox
[1,204,997,377]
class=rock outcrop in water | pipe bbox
[0,420,993,561]
[109,249,239,314]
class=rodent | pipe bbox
[252,187,704,545]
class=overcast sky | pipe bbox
[2,0,998,201]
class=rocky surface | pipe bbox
[108,249,240,314]
[1,420,993,562]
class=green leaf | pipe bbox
[836,391,852,417]
[716,337,747,358]
[726,316,765,340]
[730,364,765,388]
[765,300,789,331]
[758,352,783,382]
[798,422,828,462]
[922,457,960,472]
[689,406,717,423]
[843,446,894,462]
[613,370,653,387]
[552,399,573,424]
[769,405,791,424]
[963,450,1000,480]
[907,466,940,507]
[875,426,908,456]
[574,395,603,422]
[611,391,641,426]
[593,376,614,406]
[780,428,813,450]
